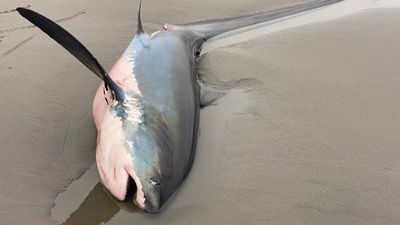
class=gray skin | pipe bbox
[16,0,343,213]
[116,31,204,212]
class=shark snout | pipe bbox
[143,201,161,213]
[126,166,164,213]
[124,166,163,213]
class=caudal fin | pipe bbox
[167,0,343,39]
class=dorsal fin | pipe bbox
[16,7,124,100]
[136,0,144,35]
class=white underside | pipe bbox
[94,47,147,208]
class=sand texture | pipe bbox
[1,0,400,225]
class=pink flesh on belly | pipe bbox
[92,55,139,129]
[92,55,145,207]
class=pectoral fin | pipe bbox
[198,81,225,109]
[16,7,124,100]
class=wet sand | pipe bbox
[1,0,400,225]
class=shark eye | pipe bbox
[150,177,161,186]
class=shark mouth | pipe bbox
[124,166,146,209]
[124,176,137,202]
[96,159,146,210]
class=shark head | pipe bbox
[92,46,172,212]
[95,91,173,213]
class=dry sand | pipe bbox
[1,0,400,225]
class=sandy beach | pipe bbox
[1,0,400,224]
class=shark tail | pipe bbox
[164,0,343,39]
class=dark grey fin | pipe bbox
[16,7,124,101]
[136,0,144,35]
[198,81,225,109]
[169,0,342,39]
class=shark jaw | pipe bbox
[95,103,147,210]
